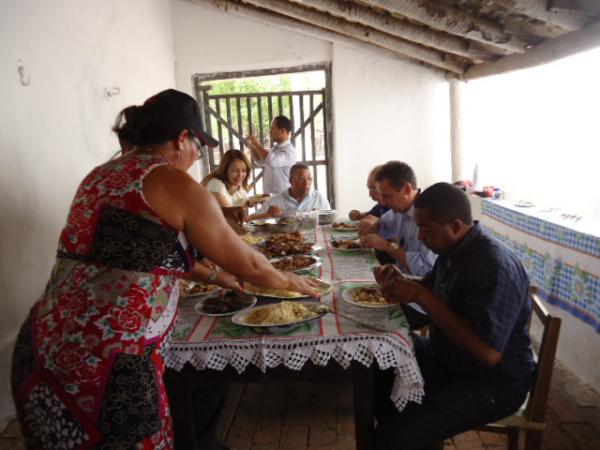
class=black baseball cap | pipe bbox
[141,89,219,147]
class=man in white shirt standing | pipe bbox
[258,163,330,217]
[247,116,297,195]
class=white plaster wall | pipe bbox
[170,0,332,95]
[0,0,175,426]
[331,44,451,215]
[460,47,600,218]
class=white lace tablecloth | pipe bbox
[165,224,425,410]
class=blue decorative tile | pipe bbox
[483,226,599,334]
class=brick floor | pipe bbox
[2,359,598,450]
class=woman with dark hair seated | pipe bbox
[202,149,281,220]
[11,89,317,450]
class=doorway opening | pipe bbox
[193,63,334,205]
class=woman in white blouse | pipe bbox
[202,149,281,219]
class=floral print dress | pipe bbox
[11,154,198,450]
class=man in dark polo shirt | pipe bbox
[373,182,535,450]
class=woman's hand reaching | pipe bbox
[284,272,320,297]
[215,270,243,291]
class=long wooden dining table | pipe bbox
[164,223,425,450]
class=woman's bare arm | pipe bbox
[142,166,316,294]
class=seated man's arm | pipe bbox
[348,210,367,221]
[358,215,380,236]
[419,289,502,367]
[403,245,438,276]
[378,270,503,368]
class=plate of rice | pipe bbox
[231,300,327,328]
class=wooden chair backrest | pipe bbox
[524,287,562,423]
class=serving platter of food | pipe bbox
[182,281,221,298]
[243,276,332,298]
[258,231,320,258]
[247,193,271,204]
[330,221,358,232]
[270,254,322,273]
[243,283,307,298]
[194,290,257,316]
[330,237,362,251]
[341,284,394,308]
[231,300,327,328]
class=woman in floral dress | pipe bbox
[11,89,317,450]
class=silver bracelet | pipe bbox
[207,267,220,284]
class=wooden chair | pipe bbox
[479,287,561,450]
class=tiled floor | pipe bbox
[2,359,599,449]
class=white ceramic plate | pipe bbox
[194,291,257,317]
[270,255,322,273]
[341,284,395,309]
[330,221,358,232]
[249,218,277,227]
[183,282,222,298]
[231,300,327,328]
[241,234,266,245]
[248,193,271,203]
[330,238,363,252]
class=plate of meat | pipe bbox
[194,290,257,316]
[258,231,321,258]
[270,254,322,273]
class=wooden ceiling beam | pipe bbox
[287,0,494,62]
[358,0,528,54]
[238,0,466,74]
[550,0,600,16]
[186,0,446,75]
[463,17,600,79]
[504,15,567,39]
[491,1,586,31]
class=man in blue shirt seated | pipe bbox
[373,182,535,450]
[359,161,437,276]
[257,163,330,217]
